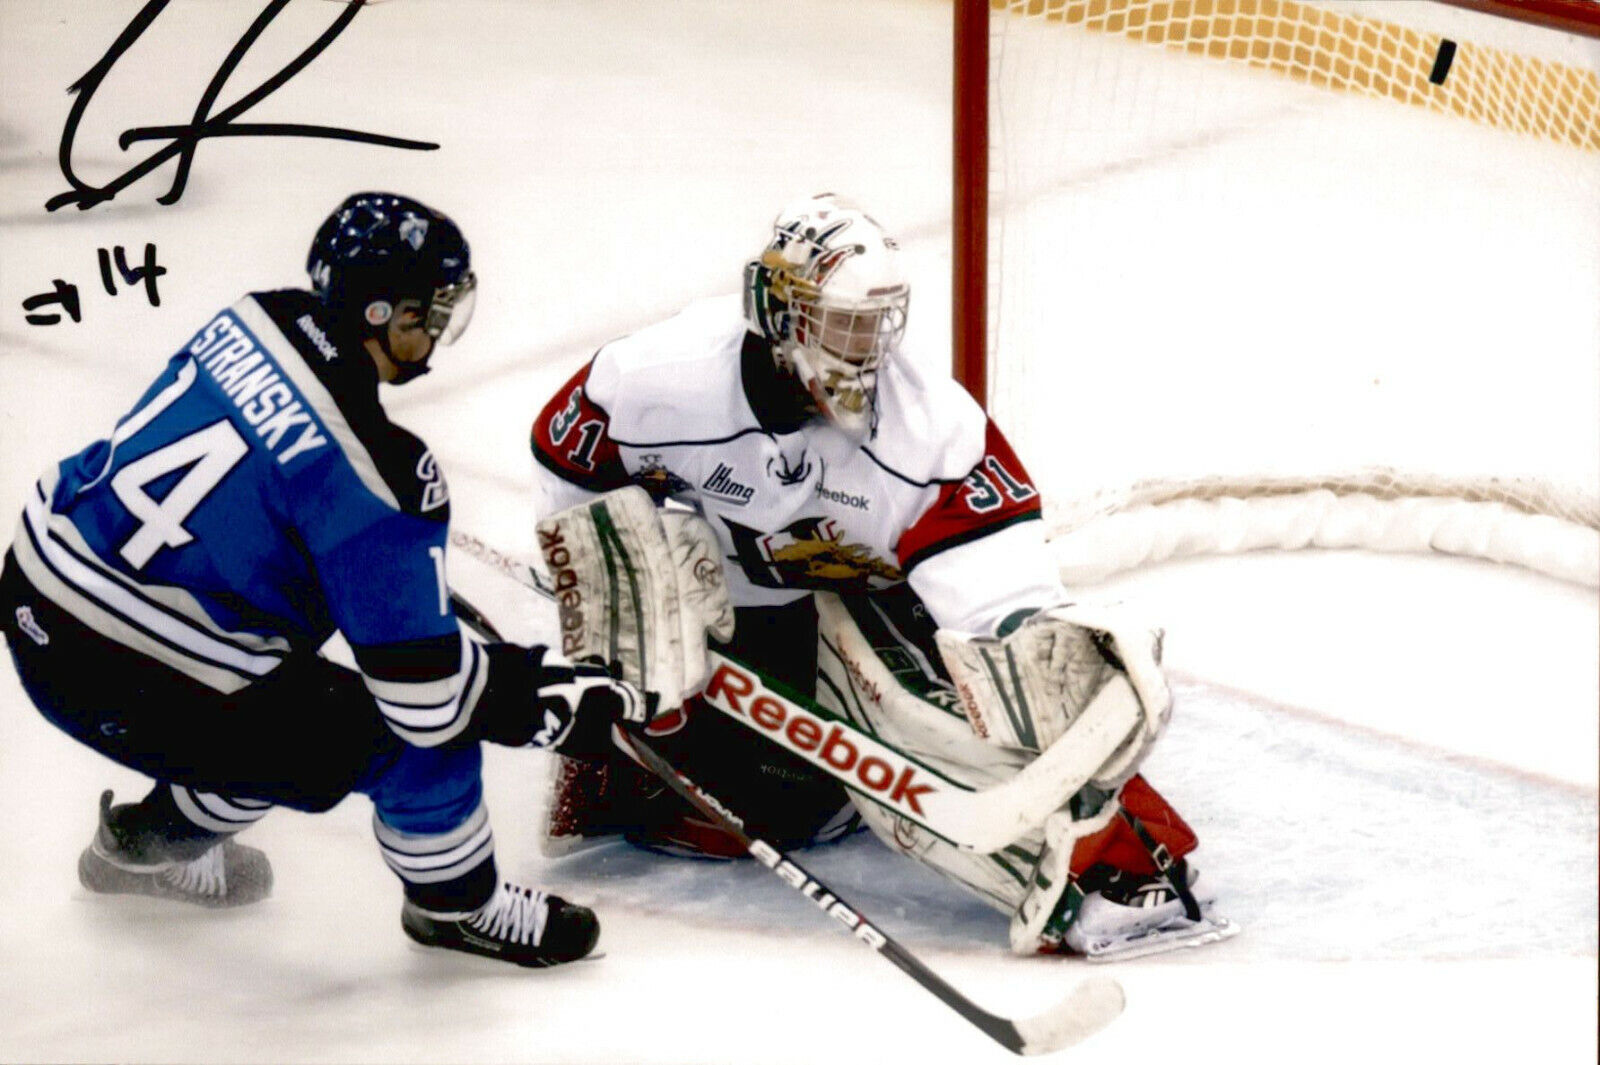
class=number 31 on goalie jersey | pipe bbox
[961,454,1037,514]
[532,373,629,491]
[897,421,1043,572]
[954,421,1038,517]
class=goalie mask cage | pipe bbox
[953,0,1600,587]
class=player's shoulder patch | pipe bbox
[380,428,452,521]
[248,289,375,405]
[253,290,345,362]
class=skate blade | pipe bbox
[1082,915,1239,963]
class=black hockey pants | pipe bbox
[626,598,856,852]
[1,550,403,812]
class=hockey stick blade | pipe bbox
[448,586,1123,1055]
[447,527,1141,853]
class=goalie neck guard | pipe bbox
[743,194,909,439]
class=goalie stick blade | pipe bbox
[1009,975,1125,1056]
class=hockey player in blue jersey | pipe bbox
[0,192,654,969]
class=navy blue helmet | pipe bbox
[307,192,476,346]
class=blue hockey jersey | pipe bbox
[11,290,486,746]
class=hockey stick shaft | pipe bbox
[610,726,1120,1055]
[447,527,1138,853]
[448,587,1123,1056]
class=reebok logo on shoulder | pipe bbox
[14,607,49,646]
[296,314,340,362]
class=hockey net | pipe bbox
[959,0,1600,586]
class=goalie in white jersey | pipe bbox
[529,194,1233,958]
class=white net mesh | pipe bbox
[985,0,1600,585]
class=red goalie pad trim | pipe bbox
[1069,775,1199,878]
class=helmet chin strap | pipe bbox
[389,354,433,384]
[367,311,435,384]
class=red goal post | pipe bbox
[952,0,1600,586]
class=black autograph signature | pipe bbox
[48,0,438,212]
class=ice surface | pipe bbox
[1,2,1594,1062]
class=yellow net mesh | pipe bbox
[999,0,1600,150]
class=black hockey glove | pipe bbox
[474,645,656,759]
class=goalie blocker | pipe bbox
[814,590,1234,957]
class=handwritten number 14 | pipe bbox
[99,244,165,305]
[22,244,166,326]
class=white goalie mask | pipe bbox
[743,194,910,438]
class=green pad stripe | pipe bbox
[592,501,645,677]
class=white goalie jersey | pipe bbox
[530,295,1063,636]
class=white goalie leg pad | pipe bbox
[661,509,734,694]
[536,487,735,707]
[816,593,1120,952]
[934,603,1171,788]
[815,594,1033,787]
[848,794,1041,915]
[1007,804,1119,954]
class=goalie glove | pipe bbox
[475,645,657,759]
[935,602,1171,789]
[536,487,734,710]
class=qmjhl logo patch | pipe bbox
[702,463,754,506]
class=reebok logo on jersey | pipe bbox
[188,315,329,465]
[295,314,341,362]
[702,463,754,506]
[815,482,869,511]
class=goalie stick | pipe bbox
[447,588,1125,1056]
[447,528,1143,854]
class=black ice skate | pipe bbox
[77,790,273,908]
[401,881,599,968]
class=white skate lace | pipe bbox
[159,845,227,897]
[466,883,550,946]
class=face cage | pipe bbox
[424,272,478,345]
[788,295,908,432]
